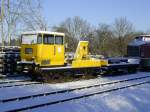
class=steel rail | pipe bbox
[5,80,150,112]
[0,79,31,85]
[0,82,42,88]
[1,75,150,103]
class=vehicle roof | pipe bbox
[138,35,150,37]
[21,31,65,36]
[128,40,150,46]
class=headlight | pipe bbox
[25,48,33,54]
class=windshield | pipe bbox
[22,34,37,44]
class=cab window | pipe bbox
[22,34,37,44]
[37,35,42,44]
[55,36,63,45]
[43,34,54,44]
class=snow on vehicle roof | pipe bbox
[128,35,150,46]
[21,31,65,36]
[128,40,150,46]
[139,35,150,37]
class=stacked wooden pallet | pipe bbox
[0,46,20,76]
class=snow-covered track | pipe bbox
[0,79,31,85]
[7,81,150,112]
[2,75,150,112]
[1,75,149,103]
[6,74,26,78]
[0,81,42,88]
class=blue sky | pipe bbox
[43,0,150,31]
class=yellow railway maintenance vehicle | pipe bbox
[18,31,138,80]
[18,31,108,79]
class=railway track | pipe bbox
[25,80,149,112]
[0,81,42,88]
[0,76,41,88]
[0,73,31,84]
[0,79,31,85]
[1,75,150,102]
[1,75,150,112]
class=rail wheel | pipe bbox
[16,64,24,74]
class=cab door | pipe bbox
[41,34,55,66]
[54,35,65,65]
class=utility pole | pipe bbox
[1,0,4,47]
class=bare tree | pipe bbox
[3,0,26,45]
[0,0,48,46]
[95,24,114,56]
[113,17,134,56]
[60,16,91,40]
[22,0,48,31]
[53,25,78,52]
[53,16,92,51]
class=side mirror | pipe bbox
[65,43,68,48]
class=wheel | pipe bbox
[16,64,24,74]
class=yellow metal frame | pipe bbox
[72,41,108,68]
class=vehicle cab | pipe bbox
[21,31,65,67]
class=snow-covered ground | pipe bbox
[30,83,150,112]
[0,72,150,112]
[0,75,31,82]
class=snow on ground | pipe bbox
[30,83,150,112]
[0,75,31,82]
[0,72,149,100]
[0,72,150,112]
[1,75,149,112]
